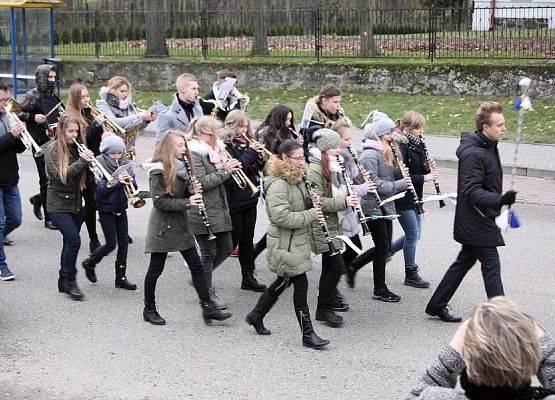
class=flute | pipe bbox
[389,142,424,214]
[301,176,339,256]
[420,138,445,208]
[337,156,371,236]
[181,154,216,241]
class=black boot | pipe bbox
[345,263,357,289]
[81,258,97,283]
[315,296,344,327]
[143,303,166,325]
[29,194,43,220]
[201,301,232,325]
[44,219,58,230]
[296,307,329,349]
[404,266,430,288]
[89,238,101,254]
[58,278,64,293]
[241,267,267,292]
[61,279,84,300]
[245,291,277,335]
[115,265,137,290]
[329,289,349,312]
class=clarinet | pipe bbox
[347,146,388,215]
[301,175,339,256]
[337,156,371,236]
[389,142,424,214]
[420,138,445,208]
[181,155,216,241]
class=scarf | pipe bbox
[403,130,422,147]
[97,153,133,176]
[175,158,190,180]
[460,369,553,400]
[198,140,224,170]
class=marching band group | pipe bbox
[0,65,520,350]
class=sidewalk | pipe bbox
[144,121,555,178]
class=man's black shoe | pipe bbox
[425,306,462,323]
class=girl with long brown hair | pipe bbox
[142,130,232,326]
[45,113,95,300]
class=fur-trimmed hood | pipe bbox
[187,138,226,156]
[142,160,164,175]
[267,155,307,184]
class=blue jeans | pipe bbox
[389,209,423,268]
[0,185,22,267]
[49,211,84,281]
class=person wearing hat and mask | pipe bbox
[81,135,137,291]
[307,128,360,327]
[345,111,411,303]
[18,64,63,230]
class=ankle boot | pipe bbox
[29,194,43,220]
[241,268,267,292]
[143,303,166,325]
[201,301,232,325]
[81,258,97,283]
[245,291,277,335]
[315,296,344,327]
[115,265,137,290]
[404,266,430,288]
[295,307,329,349]
[62,279,84,300]
[58,278,64,292]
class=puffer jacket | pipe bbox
[264,156,318,277]
[359,140,408,217]
[144,162,196,253]
[187,139,233,235]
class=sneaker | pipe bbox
[230,247,239,257]
[372,288,401,302]
[0,265,15,281]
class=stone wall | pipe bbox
[59,59,555,99]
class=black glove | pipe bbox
[500,190,517,206]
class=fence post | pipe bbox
[94,10,101,58]
[201,7,208,59]
[428,8,437,62]
[314,7,322,61]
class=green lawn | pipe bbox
[131,90,554,143]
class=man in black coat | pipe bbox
[0,83,26,280]
[425,102,517,322]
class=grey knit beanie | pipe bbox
[99,134,126,154]
[361,110,395,140]
[312,128,341,152]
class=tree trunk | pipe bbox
[145,1,169,57]
[359,0,377,58]
[252,1,269,56]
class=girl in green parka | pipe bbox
[245,140,329,349]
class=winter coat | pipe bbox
[454,131,504,247]
[144,162,196,253]
[224,141,264,214]
[303,96,348,159]
[187,139,233,235]
[96,87,144,132]
[264,157,318,277]
[395,140,428,211]
[94,180,128,214]
[83,108,105,157]
[0,112,26,187]
[155,94,204,141]
[307,152,348,255]
[45,142,88,214]
[17,65,62,146]
[406,334,555,400]
[359,142,408,217]
[339,148,368,238]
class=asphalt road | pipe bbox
[1,136,554,400]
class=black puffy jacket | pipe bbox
[453,131,504,247]
[394,141,428,211]
[0,112,26,187]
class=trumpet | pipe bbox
[73,139,117,186]
[239,132,272,158]
[219,147,259,197]
[123,178,146,208]
[5,99,45,157]
[87,103,126,136]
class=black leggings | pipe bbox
[318,251,346,301]
[90,211,128,266]
[144,248,210,307]
[82,180,98,242]
[230,206,257,275]
[342,234,362,267]
[266,273,308,310]
[32,153,49,221]
[253,233,267,260]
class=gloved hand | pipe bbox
[500,190,517,206]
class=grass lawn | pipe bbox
[131,90,554,143]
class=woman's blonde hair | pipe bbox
[463,296,540,388]
[397,111,426,133]
[54,113,87,189]
[186,116,220,148]
[152,130,192,195]
[107,76,132,98]
[223,110,253,141]
[327,118,352,138]
[65,83,89,130]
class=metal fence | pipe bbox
[1,7,553,60]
